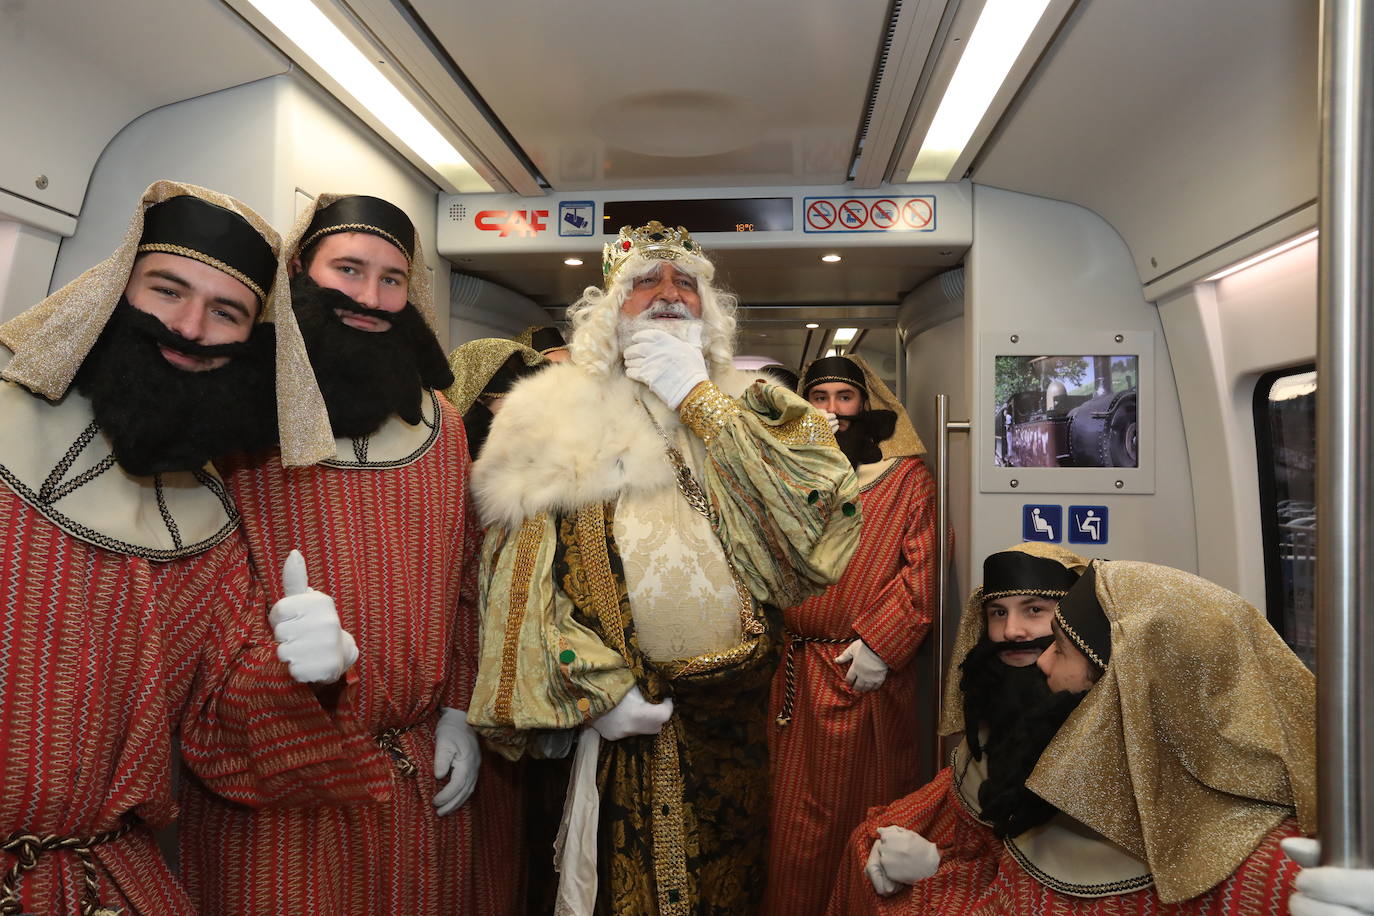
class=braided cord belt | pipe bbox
[1,821,133,916]
[775,631,853,727]
[375,721,420,777]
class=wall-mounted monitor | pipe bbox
[979,331,1154,494]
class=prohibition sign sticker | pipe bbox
[869,199,898,230]
[902,198,934,229]
[806,200,837,231]
[839,199,868,229]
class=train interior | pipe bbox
[1,0,1324,780]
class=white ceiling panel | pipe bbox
[970,0,1318,285]
[411,0,894,189]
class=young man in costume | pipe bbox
[824,542,1085,915]
[467,220,861,915]
[762,354,937,916]
[0,181,383,915]
[178,194,519,916]
[444,337,548,459]
[836,557,1347,914]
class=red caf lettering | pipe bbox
[474,209,550,238]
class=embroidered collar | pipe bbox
[321,389,442,470]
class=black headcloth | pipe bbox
[482,352,542,398]
[529,326,567,355]
[300,195,417,263]
[802,355,867,397]
[138,195,277,304]
[1054,563,1112,670]
[982,551,1080,602]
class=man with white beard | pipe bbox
[467,220,862,915]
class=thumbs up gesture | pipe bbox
[269,550,359,685]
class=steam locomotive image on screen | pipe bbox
[993,354,1139,468]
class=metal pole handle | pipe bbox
[931,394,969,776]
[1317,0,1373,869]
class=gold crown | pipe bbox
[602,220,703,282]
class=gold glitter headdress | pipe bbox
[1026,561,1317,903]
[442,338,546,415]
[602,220,714,285]
[939,542,1089,736]
[0,179,335,467]
[284,193,437,331]
[799,353,926,459]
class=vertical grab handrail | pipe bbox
[931,394,969,776]
[1316,0,1374,868]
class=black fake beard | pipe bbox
[834,409,898,468]
[977,686,1088,838]
[73,298,278,476]
[959,633,1057,761]
[462,401,494,461]
[290,274,454,438]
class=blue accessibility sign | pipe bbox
[558,200,595,237]
[1068,506,1109,544]
[1022,505,1062,543]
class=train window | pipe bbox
[1254,366,1317,669]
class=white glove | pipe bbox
[876,825,942,885]
[865,840,901,896]
[836,639,889,692]
[270,550,359,684]
[433,707,481,815]
[591,685,674,741]
[1283,837,1374,915]
[823,410,840,435]
[622,327,709,409]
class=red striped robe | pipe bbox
[825,768,1303,915]
[764,456,936,916]
[0,489,383,915]
[180,395,522,916]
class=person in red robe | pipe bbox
[178,193,521,916]
[833,556,1338,914]
[0,182,387,916]
[763,353,936,915]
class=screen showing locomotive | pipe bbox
[994,354,1139,468]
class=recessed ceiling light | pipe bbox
[563,257,584,266]
[805,322,820,329]
[832,327,859,345]
[820,254,842,263]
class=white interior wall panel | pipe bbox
[965,186,1197,575]
[972,0,1318,287]
[1154,238,1317,606]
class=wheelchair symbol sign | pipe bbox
[1068,506,1109,544]
[1022,505,1062,543]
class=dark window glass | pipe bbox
[1255,367,1317,670]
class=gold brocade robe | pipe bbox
[468,369,861,915]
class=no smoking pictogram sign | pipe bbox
[902,198,933,229]
[806,200,837,231]
[869,199,898,229]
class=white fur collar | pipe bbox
[472,362,758,529]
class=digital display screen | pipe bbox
[602,198,793,234]
[993,354,1140,468]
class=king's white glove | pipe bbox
[865,840,901,896]
[623,327,709,409]
[591,685,674,741]
[1283,837,1374,915]
[270,550,358,684]
[823,411,841,435]
[433,707,481,815]
[876,826,941,885]
[837,639,889,692]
